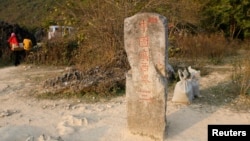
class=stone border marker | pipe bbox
[124,13,168,141]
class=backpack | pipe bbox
[23,38,32,51]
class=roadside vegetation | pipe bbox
[0,0,249,107]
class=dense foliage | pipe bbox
[201,0,250,39]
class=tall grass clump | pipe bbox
[232,53,250,96]
[172,33,236,65]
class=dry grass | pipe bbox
[25,38,78,65]
[170,33,237,65]
[231,50,250,96]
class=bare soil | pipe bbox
[0,64,249,141]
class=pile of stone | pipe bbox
[43,51,129,95]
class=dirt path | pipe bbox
[0,64,249,141]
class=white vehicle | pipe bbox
[48,25,74,40]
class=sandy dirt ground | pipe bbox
[0,64,249,141]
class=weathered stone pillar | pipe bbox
[124,13,168,141]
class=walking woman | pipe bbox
[8,32,20,66]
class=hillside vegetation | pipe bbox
[0,0,56,27]
[0,0,250,101]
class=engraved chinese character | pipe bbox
[137,89,152,100]
[139,20,147,32]
[148,17,158,23]
[140,62,149,71]
[139,49,149,61]
[139,36,149,47]
[141,73,150,83]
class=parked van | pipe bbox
[48,25,74,40]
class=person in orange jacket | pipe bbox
[8,32,21,66]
